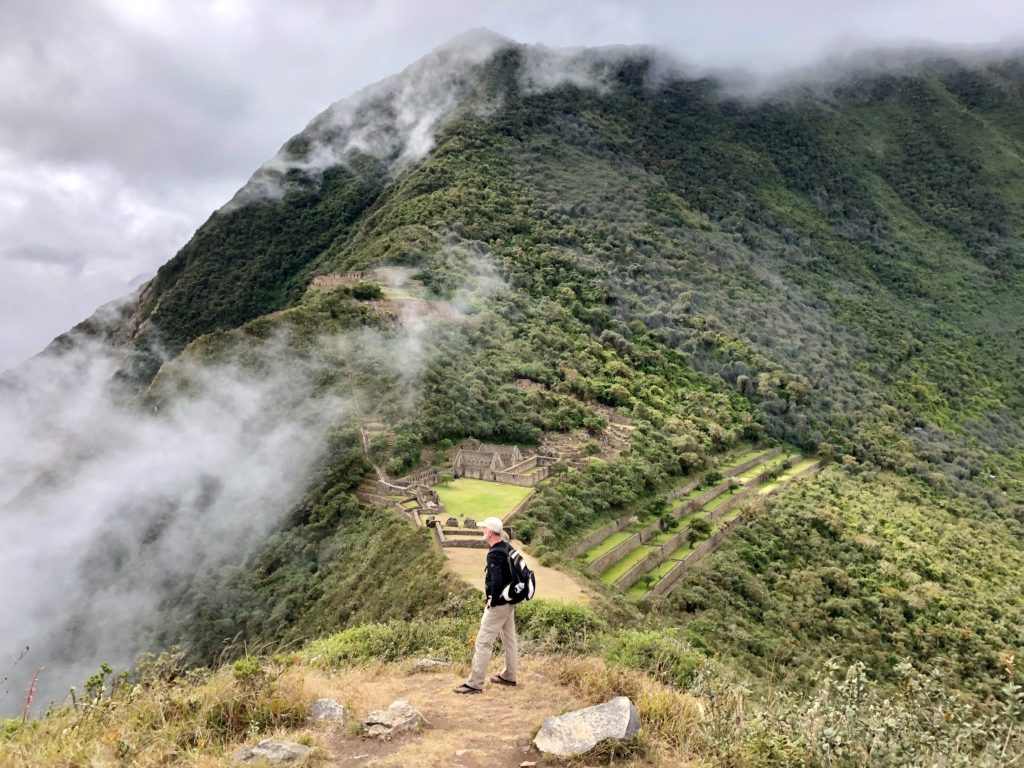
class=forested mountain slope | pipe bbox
[13,32,1023,737]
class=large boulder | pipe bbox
[234,739,311,763]
[363,699,429,739]
[533,696,640,757]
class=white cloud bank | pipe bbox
[2,0,1023,368]
[0,332,350,711]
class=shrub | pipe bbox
[516,600,604,654]
[690,518,712,536]
[352,281,384,300]
[301,618,473,666]
[605,629,704,689]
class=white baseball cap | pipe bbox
[476,517,504,533]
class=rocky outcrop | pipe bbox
[363,699,429,739]
[533,696,640,756]
[234,739,311,763]
[410,658,453,674]
[309,698,348,722]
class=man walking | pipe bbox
[453,516,519,694]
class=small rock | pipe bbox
[309,698,347,722]
[520,762,538,767]
[410,657,452,674]
[234,738,311,763]
[533,696,640,757]
[363,699,429,740]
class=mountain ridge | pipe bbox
[3,33,1023,764]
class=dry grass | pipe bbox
[1,652,711,768]
[0,654,312,768]
[531,656,705,766]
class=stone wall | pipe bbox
[666,478,702,503]
[492,468,549,486]
[723,447,783,478]
[309,270,382,292]
[442,537,488,549]
[671,478,733,518]
[647,461,823,598]
[588,533,643,574]
[601,459,791,586]
[399,467,440,486]
[647,508,756,597]
[567,517,634,558]
[506,456,540,473]
[651,526,692,557]
[615,549,664,590]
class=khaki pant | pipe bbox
[466,603,518,688]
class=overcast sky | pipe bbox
[1,0,1022,370]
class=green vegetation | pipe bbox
[670,466,1024,700]
[733,454,791,483]
[431,477,533,520]
[351,280,384,300]
[580,530,633,563]
[667,542,696,561]
[7,608,1019,767]
[703,489,739,511]
[301,599,605,664]
[601,545,656,584]
[777,457,820,480]
[605,629,704,689]
[45,44,1024,765]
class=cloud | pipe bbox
[2,0,1023,368]
[0,235,500,711]
[0,331,348,710]
[223,28,513,210]
[0,150,219,369]
[0,287,462,712]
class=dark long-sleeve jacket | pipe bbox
[484,540,513,606]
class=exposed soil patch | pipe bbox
[320,666,586,767]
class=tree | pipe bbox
[352,281,384,300]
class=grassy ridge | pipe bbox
[4,605,1020,766]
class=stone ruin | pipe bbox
[309,270,383,292]
[451,441,555,487]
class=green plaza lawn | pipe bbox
[433,477,533,522]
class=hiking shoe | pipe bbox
[490,675,517,686]
[452,684,482,694]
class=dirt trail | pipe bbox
[444,541,594,604]
[321,665,586,767]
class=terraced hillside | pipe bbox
[571,445,820,599]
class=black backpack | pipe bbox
[500,546,536,604]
